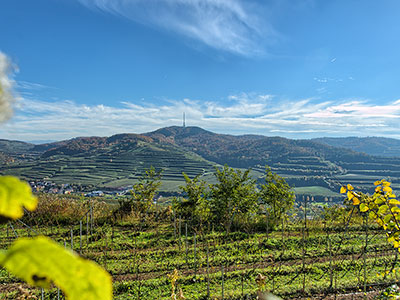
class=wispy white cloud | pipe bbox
[2,93,400,141]
[313,77,344,83]
[77,0,273,56]
[16,81,53,91]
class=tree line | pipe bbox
[119,165,295,233]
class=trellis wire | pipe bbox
[3,198,398,300]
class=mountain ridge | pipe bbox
[312,136,400,158]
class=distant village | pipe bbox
[28,180,133,197]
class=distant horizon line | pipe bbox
[2,125,399,144]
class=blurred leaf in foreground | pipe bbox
[0,176,37,222]
[0,236,112,300]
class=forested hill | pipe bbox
[0,139,35,154]
[312,137,400,158]
[144,126,373,167]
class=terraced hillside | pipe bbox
[145,126,400,197]
[2,126,400,198]
[0,133,217,192]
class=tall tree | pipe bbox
[175,173,210,228]
[210,165,258,233]
[119,166,162,215]
[259,167,295,226]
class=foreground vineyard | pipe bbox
[0,203,399,299]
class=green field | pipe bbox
[293,186,340,197]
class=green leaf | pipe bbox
[360,203,369,212]
[0,236,112,300]
[0,176,37,222]
[384,214,393,224]
[378,205,389,215]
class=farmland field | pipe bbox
[292,186,340,197]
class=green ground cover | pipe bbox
[293,186,340,197]
[0,208,398,300]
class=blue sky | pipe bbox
[1,0,400,141]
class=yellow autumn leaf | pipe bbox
[391,206,400,213]
[340,186,346,194]
[374,180,382,186]
[375,186,382,192]
[0,176,37,221]
[382,181,391,187]
[383,186,393,193]
[352,197,360,205]
[389,199,400,205]
[347,191,354,200]
[347,184,354,191]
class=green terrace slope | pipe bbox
[145,126,400,196]
[0,133,217,192]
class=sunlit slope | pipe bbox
[146,126,400,194]
[0,133,216,190]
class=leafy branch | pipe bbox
[341,179,400,250]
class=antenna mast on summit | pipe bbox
[183,112,186,128]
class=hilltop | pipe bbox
[145,126,372,167]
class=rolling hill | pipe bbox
[0,132,217,192]
[1,126,400,199]
[312,136,400,157]
[0,139,35,154]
